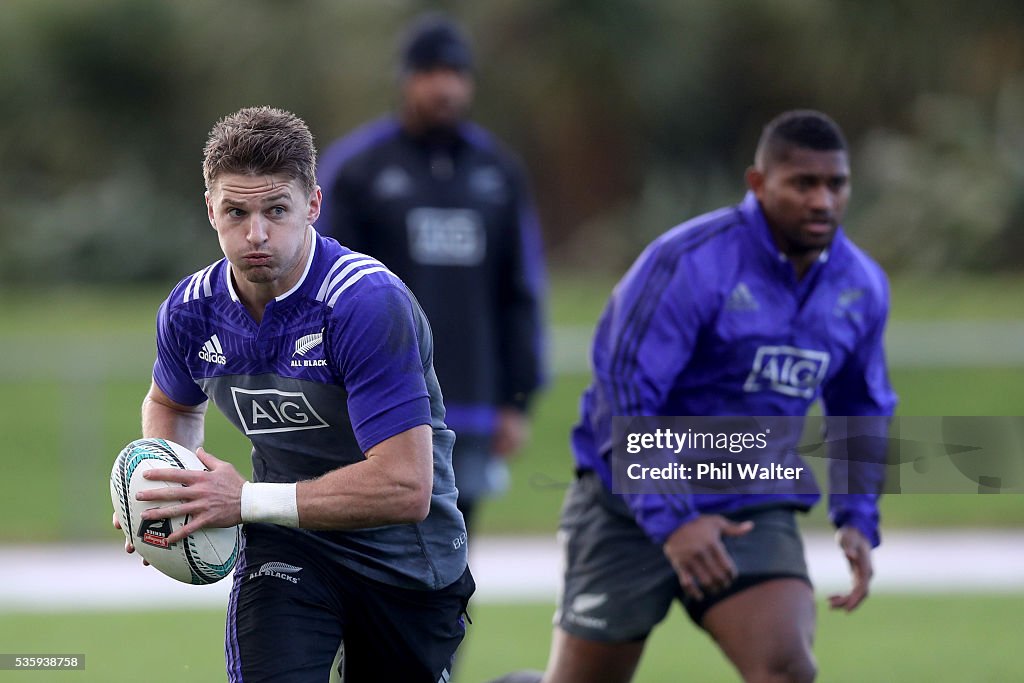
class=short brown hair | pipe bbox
[202,106,317,194]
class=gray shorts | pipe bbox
[555,472,810,642]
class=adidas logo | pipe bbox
[726,282,759,311]
[198,334,227,365]
[293,329,324,357]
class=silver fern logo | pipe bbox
[293,329,324,357]
[249,561,303,583]
[571,593,608,613]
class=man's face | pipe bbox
[205,173,320,296]
[401,67,474,132]
[748,147,851,256]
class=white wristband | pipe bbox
[240,482,299,527]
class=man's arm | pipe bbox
[827,526,873,612]
[142,276,438,540]
[297,423,433,528]
[137,422,434,544]
[492,406,529,458]
[821,272,897,611]
[495,164,547,417]
[142,380,207,452]
[589,243,751,596]
[662,516,754,601]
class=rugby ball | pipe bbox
[110,438,240,585]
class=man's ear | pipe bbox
[205,190,216,228]
[307,186,323,225]
[745,166,765,199]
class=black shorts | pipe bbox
[226,525,474,683]
[555,472,810,641]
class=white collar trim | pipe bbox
[276,225,317,301]
[225,225,317,303]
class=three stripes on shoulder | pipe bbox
[315,253,396,308]
[181,253,397,308]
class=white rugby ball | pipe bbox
[110,438,240,585]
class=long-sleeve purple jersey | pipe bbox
[152,228,467,590]
[572,192,897,546]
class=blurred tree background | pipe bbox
[2,0,1024,282]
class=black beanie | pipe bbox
[399,13,473,73]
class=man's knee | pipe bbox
[745,649,817,683]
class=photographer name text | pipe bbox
[626,462,805,481]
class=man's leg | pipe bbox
[490,473,679,683]
[228,530,344,683]
[486,628,643,683]
[675,507,817,683]
[341,565,474,683]
[507,473,676,683]
[541,628,645,683]
[701,578,817,683]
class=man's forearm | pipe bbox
[141,385,206,452]
[294,425,433,529]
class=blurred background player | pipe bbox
[117,106,473,682]
[316,12,548,535]
[490,110,897,683]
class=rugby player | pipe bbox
[116,106,473,682]
[491,110,896,683]
[316,13,548,536]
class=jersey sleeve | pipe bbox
[152,299,208,406]
[317,155,366,249]
[495,161,548,411]
[821,274,898,547]
[593,243,708,543]
[329,282,432,453]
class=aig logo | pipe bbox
[407,208,485,266]
[744,346,830,399]
[230,388,329,435]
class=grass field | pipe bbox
[2,594,1022,682]
[1,367,1023,542]
[2,275,1024,541]
[1,275,1023,682]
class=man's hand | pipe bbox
[112,512,149,566]
[828,526,874,612]
[135,448,245,545]
[663,515,754,601]
[492,407,529,458]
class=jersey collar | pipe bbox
[739,191,844,267]
[274,225,317,301]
